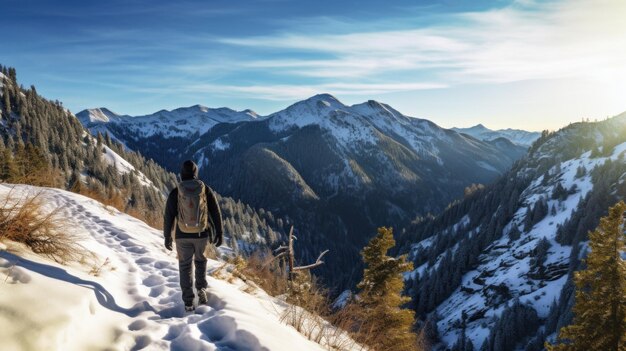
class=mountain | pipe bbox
[452,124,541,147]
[0,64,286,256]
[78,94,527,289]
[77,105,261,144]
[0,184,355,351]
[398,112,626,349]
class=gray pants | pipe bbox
[175,237,208,305]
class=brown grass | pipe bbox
[280,272,366,350]
[8,167,65,189]
[0,189,83,263]
[241,249,289,296]
[211,249,425,350]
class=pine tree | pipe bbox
[546,201,626,351]
[0,148,18,181]
[2,84,11,114]
[69,170,83,193]
[357,227,418,351]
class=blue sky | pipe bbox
[1,0,625,131]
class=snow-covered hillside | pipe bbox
[77,105,260,140]
[432,143,626,346]
[401,113,626,350]
[453,124,540,147]
[0,184,349,351]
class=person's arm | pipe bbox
[163,188,178,249]
[205,186,223,246]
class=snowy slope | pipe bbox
[99,144,157,189]
[77,105,261,140]
[0,184,351,351]
[453,124,540,147]
[268,94,453,160]
[433,145,626,346]
[403,114,626,349]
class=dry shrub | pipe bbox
[11,169,64,188]
[0,190,83,263]
[204,242,219,260]
[241,249,289,296]
[325,301,428,351]
[281,272,364,350]
[235,250,363,349]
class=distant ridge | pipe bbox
[452,123,541,147]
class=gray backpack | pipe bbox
[177,180,209,234]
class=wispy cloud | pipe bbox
[211,0,626,89]
[132,82,447,101]
[5,0,625,124]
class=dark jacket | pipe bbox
[163,183,223,243]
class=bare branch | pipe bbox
[263,251,288,268]
[293,250,329,271]
[273,245,288,253]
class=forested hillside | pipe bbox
[398,113,626,350]
[0,65,286,254]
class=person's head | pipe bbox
[180,160,198,181]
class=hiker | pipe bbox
[163,160,223,312]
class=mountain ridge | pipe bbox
[452,123,541,147]
[78,94,528,289]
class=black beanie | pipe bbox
[180,160,198,180]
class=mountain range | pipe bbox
[452,124,541,147]
[78,94,529,288]
[5,63,626,350]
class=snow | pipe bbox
[332,290,352,309]
[452,124,541,147]
[211,138,230,151]
[100,145,155,189]
[0,184,354,351]
[430,141,626,348]
[267,95,446,160]
[77,105,260,140]
[102,145,135,174]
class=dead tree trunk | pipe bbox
[273,226,329,281]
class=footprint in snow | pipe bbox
[130,334,152,351]
[163,323,186,341]
[136,257,155,264]
[127,247,148,254]
[142,274,165,287]
[153,260,172,269]
[128,319,148,331]
[149,285,166,298]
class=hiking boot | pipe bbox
[185,304,195,312]
[198,289,208,305]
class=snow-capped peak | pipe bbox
[76,107,125,125]
[452,124,540,147]
[76,104,261,139]
[282,93,347,115]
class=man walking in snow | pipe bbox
[164,160,223,312]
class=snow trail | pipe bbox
[0,185,327,351]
